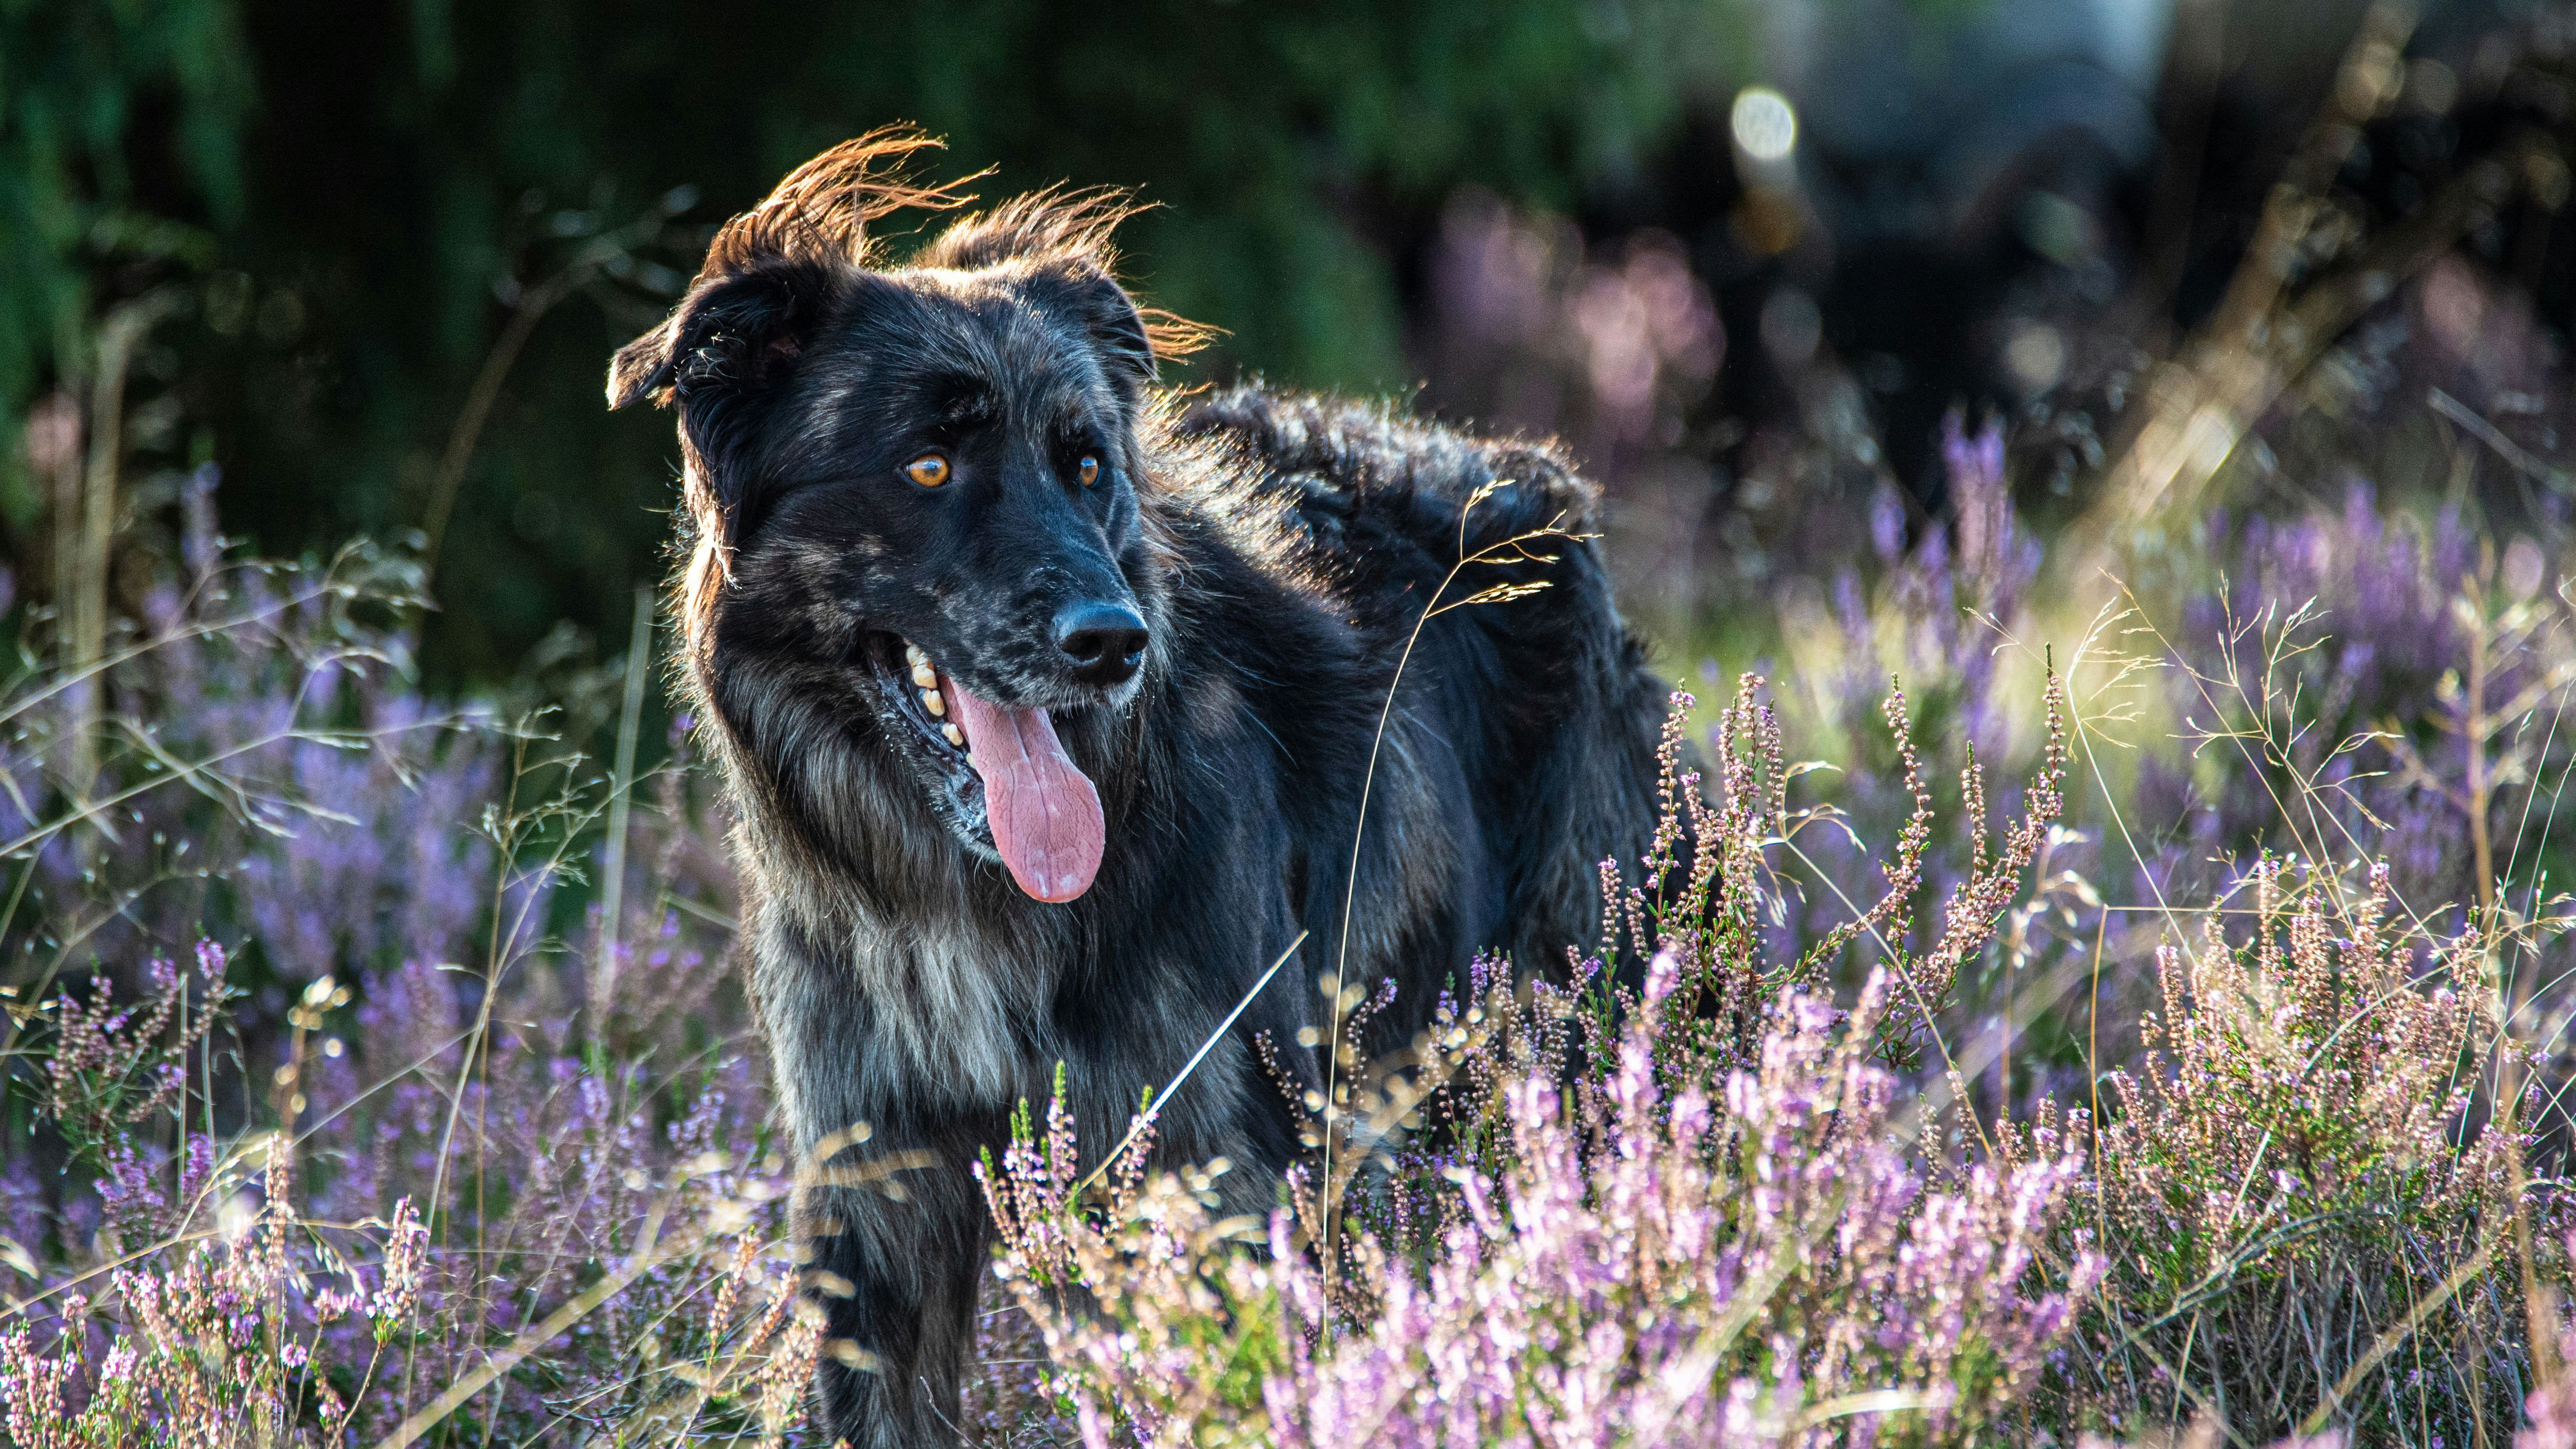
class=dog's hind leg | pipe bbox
[1499,624,1673,980]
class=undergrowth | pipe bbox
[0,439,2567,1446]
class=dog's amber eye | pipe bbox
[904,454,950,488]
[1076,455,1101,487]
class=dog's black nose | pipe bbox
[1053,601,1149,686]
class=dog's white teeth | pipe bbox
[920,687,946,717]
[909,661,938,690]
[942,723,964,748]
[903,641,928,668]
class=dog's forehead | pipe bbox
[857,266,1112,411]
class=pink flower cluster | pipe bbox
[984,953,2102,1447]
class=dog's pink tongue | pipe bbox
[947,681,1103,903]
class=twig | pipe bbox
[1319,482,1571,1281]
[2431,388,2568,493]
[593,585,656,1035]
[1073,930,1306,1198]
[420,269,587,579]
[2298,1225,2504,1437]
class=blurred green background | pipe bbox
[1,0,1748,682]
[6,0,2566,683]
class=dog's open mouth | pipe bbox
[866,635,1104,903]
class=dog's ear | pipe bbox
[607,259,836,414]
[608,259,842,539]
[611,126,952,417]
[607,322,682,411]
[1030,262,1156,393]
[1077,270,1157,388]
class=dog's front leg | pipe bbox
[804,1137,990,1449]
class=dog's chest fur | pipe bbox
[736,839,1081,1121]
[842,909,1047,1102]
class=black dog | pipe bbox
[608,131,1671,1447]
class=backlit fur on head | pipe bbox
[606,126,1209,655]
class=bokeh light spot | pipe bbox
[2003,319,2066,394]
[1731,87,1797,163]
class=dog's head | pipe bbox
[609,130,1204,903]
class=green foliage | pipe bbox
[0,0,253,515]
[1,0,1747,683]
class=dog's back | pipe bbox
[1179,387,1669,995]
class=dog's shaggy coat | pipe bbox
[608,132,1673,1447]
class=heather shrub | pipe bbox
[1687,405,2573,1439]
[984,960,2099,1448]
[0,1165,427,1447]
[2045,860,2539,1440]
[969,672,2105,1447]
[0,482,818,1444]
[0,428,2567,1445]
